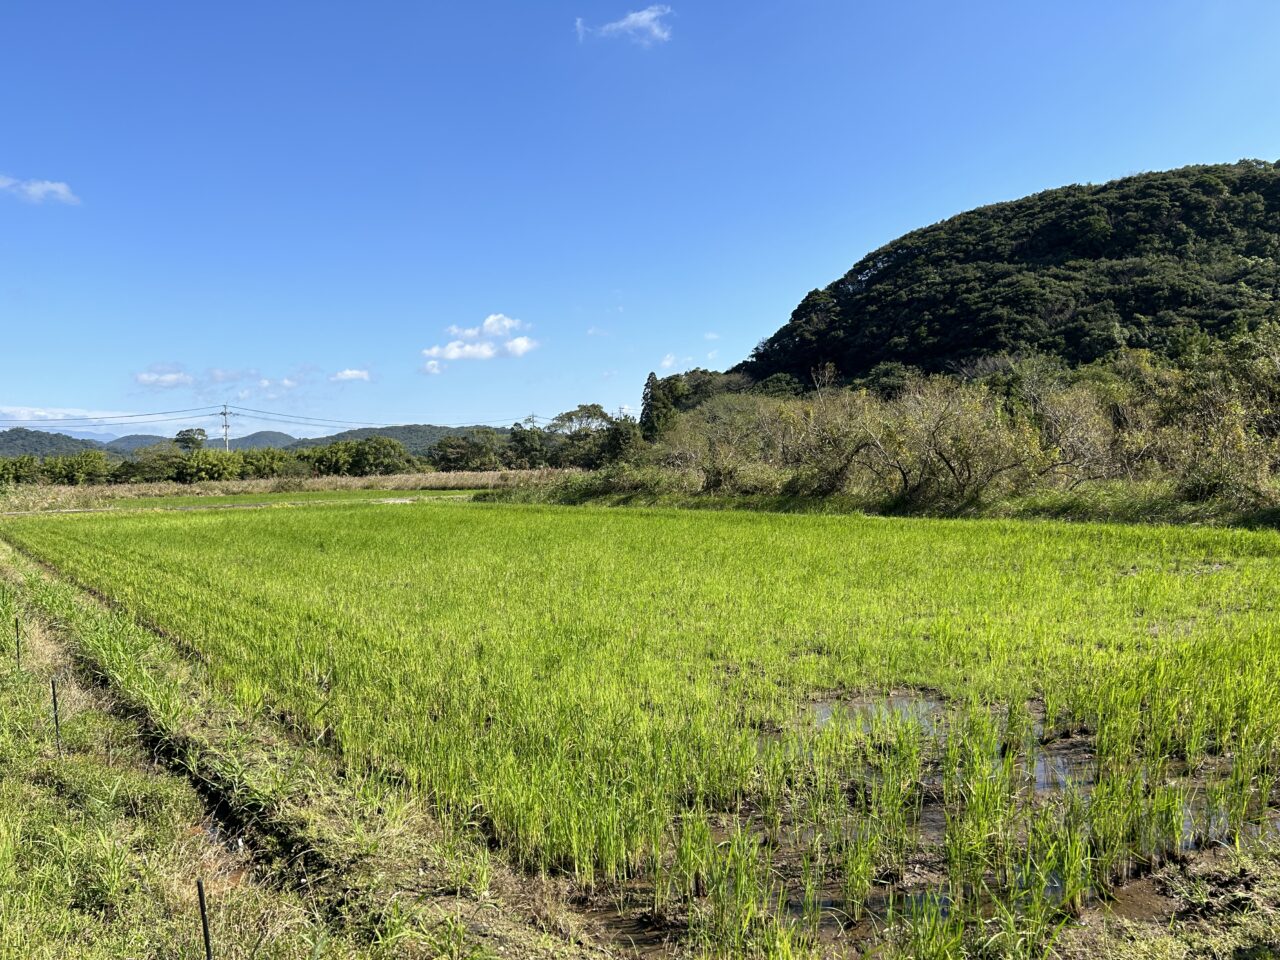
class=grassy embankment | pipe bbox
[482,473,1280,529]
[0,575,386,958]
[0,535,600,959]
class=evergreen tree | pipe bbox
[640,372,677,441]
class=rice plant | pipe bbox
[5,499,1280,956]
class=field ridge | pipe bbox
[0,538,603,959]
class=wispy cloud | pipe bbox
[577,5,673,45]
[422,314,539,374]
[135,370,195,388]
[704,332,720,340]
[445,313,525,339]
[660,352,694,371]
[329,368,370,382]
[0,174,79,205]
[133,365,306,401]
[424,341,499,361]
[0,405,132,423]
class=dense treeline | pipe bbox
[0,405,641,487]
[0,423,510,459]
[10,333,1280,517]
[0,436,420,487]
[739,160,1280,383]
[588,325,1280,513]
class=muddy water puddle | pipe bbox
[582,692,1276,957]
[1031,735,1097,793]
[805,690,944,734]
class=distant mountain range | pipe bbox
[0,424,505,458]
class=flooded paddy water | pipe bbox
[580,689,1280,957]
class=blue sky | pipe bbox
[3,1,1280,438]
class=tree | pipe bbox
[507,418,551,469]
[175,428,208,453]
[350,436,413,475]
[640,373,677,442]
[602,415,642,464]
[174,449,239,483]
[429,432,503,471]
[547,404,614,468]
[240,447,304,479]
[299,440,357,476]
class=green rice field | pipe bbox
[4,500,1279,957]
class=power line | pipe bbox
[0,406,221,426]
[1,401,555,437]
[225,405,400,428]
[2,413,220,429]
[230,413,534,433]
[228,405,541,429]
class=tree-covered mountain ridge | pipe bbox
[0,424,506,459]
[736,159,1280,383]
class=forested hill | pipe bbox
[0,428,100,458]
[736,160,1280,382]
[0,424,507,459]
[285,424,506,456]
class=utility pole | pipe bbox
[220,404,232,452]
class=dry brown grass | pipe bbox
[0,469,565,513]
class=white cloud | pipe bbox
[330,368,371,382]
[421,314,538,373]
[660,352,694,370]
[587,326,608,336]
[704,332,720,340]
[503,336,538,357]
[0,405,133,423]
[0,174,80,205]
[483,313,523,337]
[423,340,498,361]
[707,349,719,360]
[446,313,526,340]
[132,365,305,398]
[579,5,674,45]
[135,371,194,388]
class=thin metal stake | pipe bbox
[197,877,213,960]
[51,678,62,757]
